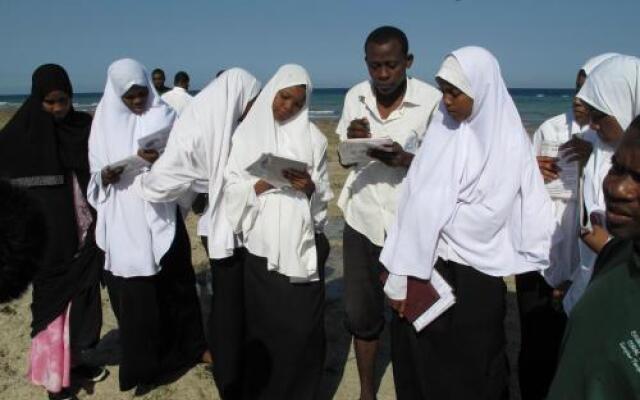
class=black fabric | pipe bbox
[515,272,567,400]
[209,249,246,400]
[343,223,386,340]
[104,216,207,392]
[242,234,328,400]
[0,180,43,303]
[0,64,98,338]
[0,64,91,184]
[390,258,509,400]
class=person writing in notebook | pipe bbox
[336,26,441,400]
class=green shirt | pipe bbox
[547,239,640,400]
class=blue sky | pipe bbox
[0,0,637,94]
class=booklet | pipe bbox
[106,155,150,181]
[338,137,394,165]
[539,140,579,199]
[246,153,309,188]
[138,126,172,152]
[381,269,456,332]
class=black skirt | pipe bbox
[241,233,329,400]
[390,258,509,400]
[104,216,207,391]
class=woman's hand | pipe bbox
[101,166,124,186]
[283,169,315,198]
[388,298,407,319]
[254,179,274,195]
[581,212,609,253]
[560,137,593,166]
[137,148,160,164]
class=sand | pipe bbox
[0,111,523,399]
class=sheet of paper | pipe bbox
[338,137,394,165]
[246,153,309,188]
[540,140,579,199]
[412,270,456,332]
[138,126,171,152]
[106,155,150,181]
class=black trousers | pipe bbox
[104,217,207,391]
[390,258,509,400]
[242,234,329,400]
[515,272,567,400]
[209,248,246,400]
[343,223,386,340]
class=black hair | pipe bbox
[174,71,190,85]
[151,68,165,78]
[364,26,409,55]
[216,69,226,78]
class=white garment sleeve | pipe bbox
[223,150,261,235]
[135,129,209,203]
[310,128,333,233]
[383,273,408,300]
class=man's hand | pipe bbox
[346,118,371,139]
[283,169,315,198]
[368,142,413,168]
[560,137,593,166]
[101,166,124,186]
[137,148,160,164]
[537,156,560,183]
[254,179,274,196]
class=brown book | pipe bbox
[380,270,441,323]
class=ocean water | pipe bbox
[0,88,574,132]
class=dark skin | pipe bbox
[588,106,625,145]
[255,85,315,198]
[342,40,415,170]
[101,85,160,185]
[603,128,640,247]
[537,70,593,183]
[152,72,167,93]
[42,90,71,121]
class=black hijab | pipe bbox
[0,65,101,337]
[0,64,92,187]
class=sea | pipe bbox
[0,88,574,133]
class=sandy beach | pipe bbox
[0,111,523,399]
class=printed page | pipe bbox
[338,137,394,165]
[246,153,309,188]
[540,140,579,199]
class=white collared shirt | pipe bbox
[336,77,441,246]
[161,86,193,116]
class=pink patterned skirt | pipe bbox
[27,303,71,393]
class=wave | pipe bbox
[536,94,545,98]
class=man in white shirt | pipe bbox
[161,71,193,116]
[336,26,441,400]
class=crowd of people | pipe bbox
[0,25,638,400]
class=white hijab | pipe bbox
[579,55,640,223]
[224,64,319,280]
[380,46,552,280]
[88,58,177,277]
[136,68,261,259]
[563,55,640,312]
[581,53,620,76]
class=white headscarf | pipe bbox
[581,53,620,76]
[224,64,320,281]
[564,55,640,312]
[88,58,177,277]
[135,68,261,259]
[380,46,552,280]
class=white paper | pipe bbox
[246,153,309,188]
[338,137,394,165]
[138,126,171,152]
[412,270,456,332]
[540,140,579,199]
[106,155,150,180]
